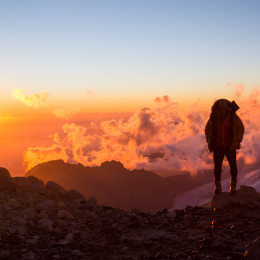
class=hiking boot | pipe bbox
[214,181,222,195]
[229,180,237,193]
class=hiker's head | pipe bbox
[217,99,231,118]
[211,99,231,118]
[212,99,230,110]
[218,99,229,110]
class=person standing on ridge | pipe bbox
[205,99,244,194]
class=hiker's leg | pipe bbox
[226,149,237,181]
[226,149,237,193]
[213,148,224,194]
[213,148,225,182]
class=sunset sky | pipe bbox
[0,0,260,176]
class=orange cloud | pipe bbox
[24,87,260,177]
[24,144,69,171]
[23,97,210,174]
[53,108,78,120]
[12,88,49,108]
[154,95,170,103]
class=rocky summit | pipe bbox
[0,167,260,259]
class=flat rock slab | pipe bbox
[210,185,260,209]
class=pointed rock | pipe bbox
[46,181,66,194]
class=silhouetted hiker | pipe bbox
[205,99,244,194]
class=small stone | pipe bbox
[22,208,37,218]
[37,212,48,219]
[27,220,36,227]
[1,204,11,211]
[65,232,74,242]
[71,250,84,256]
[35,201,46,211]
[27,236,39,244]
[127,221,140,229]
[56,239,69,245]
[17,226,28,236]
[15,216,27,225]
[6,198,20,208]
[26,198,36,207]
[8,226,16,234]
[167,211,176,219]
[38,219,54,232]
[58,210,74,220]
[57,201,65,209]
[43,199,56,208]
[226,257,233,260]
[22,251,36,260]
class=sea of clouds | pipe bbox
[23,86,260,178]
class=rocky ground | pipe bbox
[0,167,260,259]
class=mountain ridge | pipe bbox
[26,159,213,212]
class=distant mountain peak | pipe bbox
[28,159,65,174]
[100,160,126,171]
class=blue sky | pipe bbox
[0,0,260,110]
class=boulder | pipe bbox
[12,177,45,192]
[0,167,13,189]
[86,196,98,206]
[46,181,66,194]
[0,167,11,179]
[35,199,55,211]
[6,198,20,208]
[22,208,37,218]
[38,219,54,232]
[65,232,74,242]
[27,176,45,188]
[64,189,85,201]
[210,185,260,209]
[57,210,74,220]
[238,185,260,206]
[167,211,176,219]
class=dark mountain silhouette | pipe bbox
[26,160,212,211]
